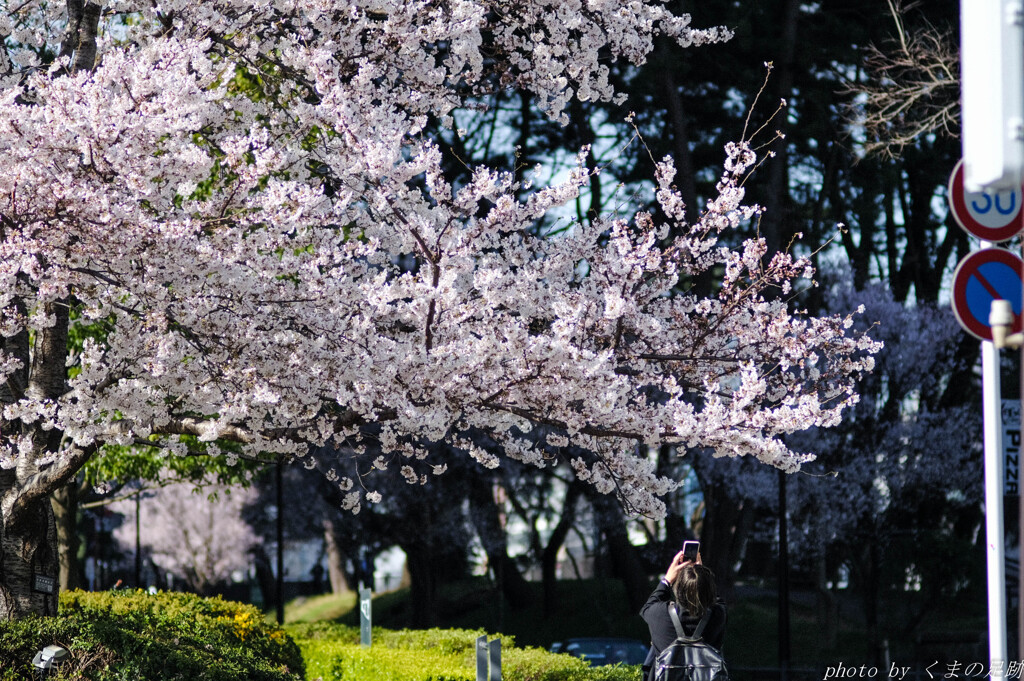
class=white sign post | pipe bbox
[983,339,1009,673]
[359,587,372,647]
[949,152,1019,669]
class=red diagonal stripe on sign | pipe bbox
[972,268,1003,300]
[972,266,1022,328]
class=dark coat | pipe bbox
[639,580,727,679]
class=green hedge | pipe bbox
[0,592,641,681]
[286,622,641,681]
[0,590,303,681]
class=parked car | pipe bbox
[549,637,650,666]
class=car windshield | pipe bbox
[563,639,649,666]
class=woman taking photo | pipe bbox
[640,549,727,681]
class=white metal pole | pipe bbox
[983,328,1008,671]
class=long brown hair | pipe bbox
[672,564,717,618]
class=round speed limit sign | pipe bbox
[948,159,1024,242]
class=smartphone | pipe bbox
[682,541,700,562]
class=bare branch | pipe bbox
[842,0,959,159]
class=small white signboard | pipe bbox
[1004,399,1020,496]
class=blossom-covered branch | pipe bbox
[0,0,877,619]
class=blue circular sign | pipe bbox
[951,247,1024,340]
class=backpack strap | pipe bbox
[668,602,713,643]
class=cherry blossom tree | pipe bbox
[111,481,258,594]
[0,0,879,619]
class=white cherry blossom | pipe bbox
[0,0,877,619]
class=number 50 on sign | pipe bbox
[948,159,1024,242]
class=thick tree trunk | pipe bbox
[661,69,717,299]
[51,481,85,592]
[590,492,648,613]
[0,480,60,620]
[567,100,602,225]
[662,71,700,226]
[760,0,800,260]
[0,300,73,620]
[541,480,582,617]
[467,481,531,609]
[251,544,276,608]
[398,507,470,628]
[322,516,352,595]
[863,537,884,666]
[815,553,838,650]
[59,0,102,73]
[402,542,438,628]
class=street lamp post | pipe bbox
[778,469,790,681]
[276,459,285,625]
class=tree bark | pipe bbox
[51,481,85,592]
[467,481,532,609]
[540,480,582,617]
[322,516,352,595]
[74,3,102,73]
[0,479,60,620]
[662,70,700,225]
[1,0,112,607]
[251,544,276,609]
[568,100,603,225]
[59,0,102,73]
[863,534,884,666]
[815,553,839,650]
[590,492,648,613]
[402,542,439,628]
[760,0,800,260]
[0,300,80,620]
[662,69,718,298]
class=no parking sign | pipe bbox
[951,247,1023,341]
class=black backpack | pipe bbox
[652,603,729,681]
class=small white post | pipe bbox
[359,587,372,647]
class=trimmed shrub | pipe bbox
[286,622,641,681]
[0,589,303,681]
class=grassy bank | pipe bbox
[284,577,987,674]
[283,579,860,670]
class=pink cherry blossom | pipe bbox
[0,0,878,619]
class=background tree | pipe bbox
[786,278,982,661]
[497,451,587,617]
[846,0,960,160]
[111,480,259,595]
[620,0,969,589]
[265,445,479,628]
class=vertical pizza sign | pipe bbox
[948,160,1024,341]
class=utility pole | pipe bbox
[960,0,1024,663]
[779,469,790,681]
[276,460,285,625]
